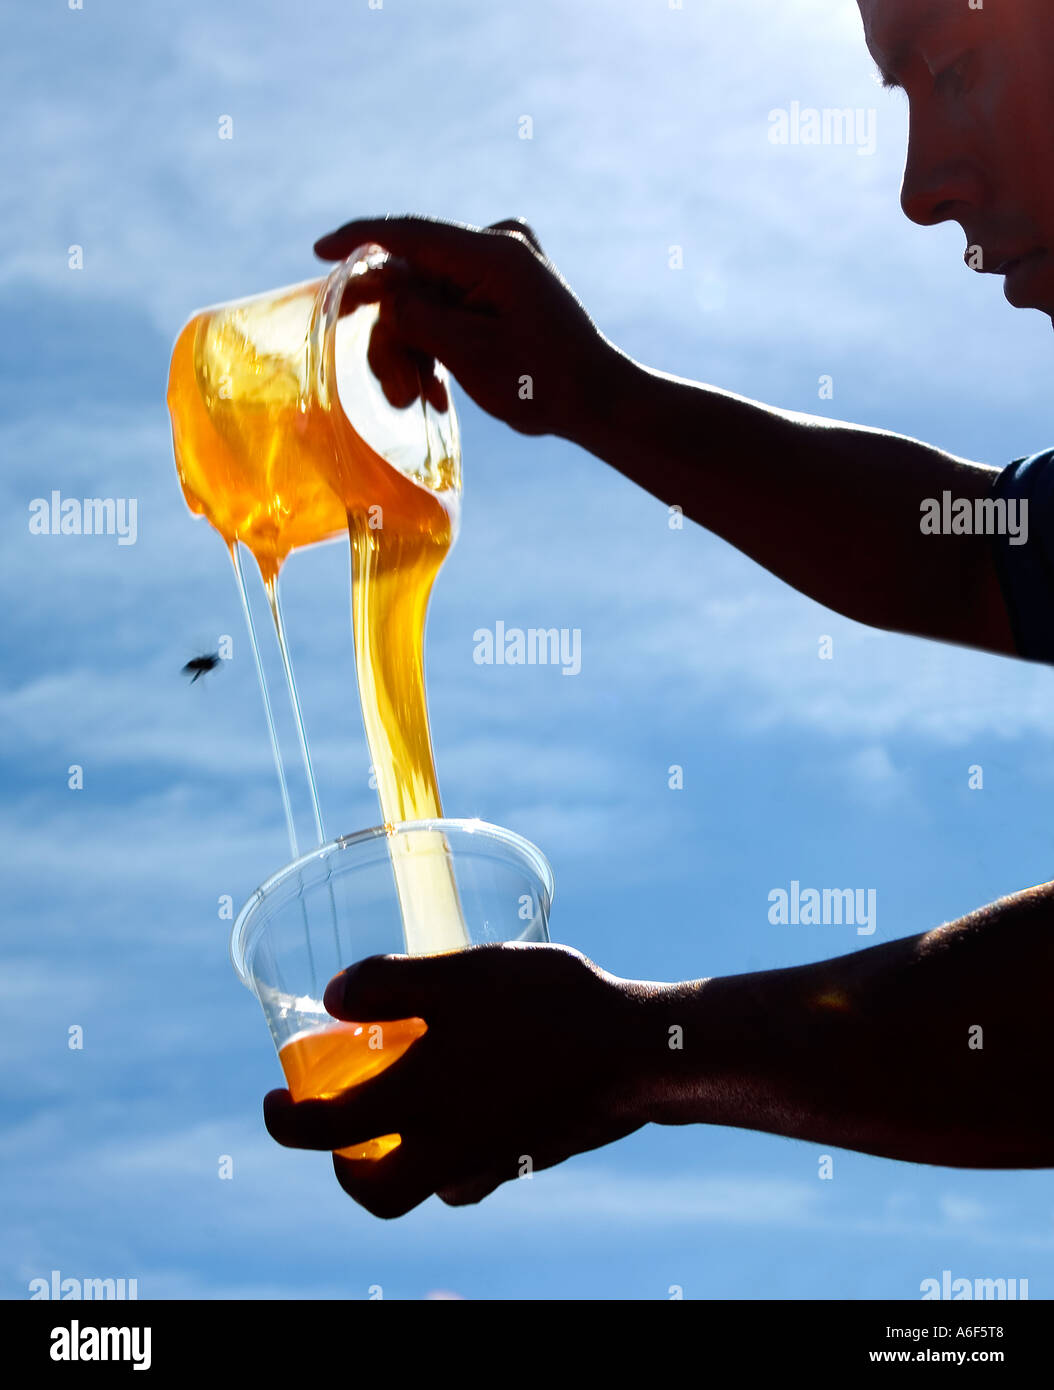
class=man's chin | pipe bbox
[1001,251,1054,312]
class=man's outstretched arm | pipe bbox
[264,882,1054,1217]
[575,350,1018,658]
[316,213,1018,660]
[632,879,1054,1168]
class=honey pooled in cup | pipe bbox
[279,1018,428,1161]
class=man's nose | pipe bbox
[899,115,982,227]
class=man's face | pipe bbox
[858,0,1054,320]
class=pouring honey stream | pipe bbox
[167,247,468,1159]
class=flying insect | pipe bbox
[182,652,221,683]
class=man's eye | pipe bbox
[934,53,974,94]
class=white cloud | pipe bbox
[841,744,912,809]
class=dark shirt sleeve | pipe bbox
[989,447,1054,664]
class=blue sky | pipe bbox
[3,0,1054,1300]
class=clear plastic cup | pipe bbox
[230,818,555,1160]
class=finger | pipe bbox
[263,1089,403,1153]
[433,1124,643,1210]
[420,363,449,414]
[362,303,449,412]
[366,309,425,409]
[262,1049,425,1150]
[314,213,513,283]
[397,353,450,415]
[331,1142,438,1219]
[335,223,537,321]
[336,268,451,412]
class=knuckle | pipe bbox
[515,221,543,249]
[490,229,531,264]
[488,216,541,251]
[374,1194,414,1220]
[437,1188,471,1207]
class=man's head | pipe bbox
[858,0,1054,320]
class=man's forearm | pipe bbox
[573,347,1015,656]
[623,882,1054,1167]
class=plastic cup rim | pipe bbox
[229,817,555,988]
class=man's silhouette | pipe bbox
[264,0,1054,1217]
